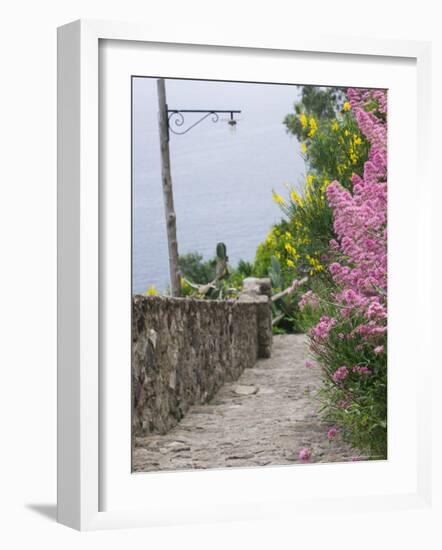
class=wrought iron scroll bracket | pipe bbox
[166,106,241,140]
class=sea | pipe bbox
[132,77,305,294]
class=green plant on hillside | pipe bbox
[253,90,370,334]
[284,86,346,140]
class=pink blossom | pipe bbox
[327,427,338,440]
[367,302,387,320]
[374,345,384,354]
[332,366,349,383]
[298,448,311,462]
[305,359,315,369]
[310,316,337,341]
[299,290,319,311]
[325,88,388,341]
[350,456,365,462]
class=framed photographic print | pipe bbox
[57,19,432,530]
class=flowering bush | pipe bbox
[308,88,388,458]
[271,92,369,286]
[254,94,370,332]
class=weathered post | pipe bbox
[157,78,181,296]
[239,277,273,358]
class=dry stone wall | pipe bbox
[132,280,272,437]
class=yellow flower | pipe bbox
[285,243,297,256]
[320,179,330,193]
[300,112,307,129]
[290,190,302,206]
[354,136,362,145]
[308,116,318,138]
[344,129,350,137]
[145,285,158,296]
[306,255,324,273]
[331,120,339,132]
[286,259,295,268]
[343,101,351,112]
[300,142,307,154]
[272,191,286,206]
[265,231,276,245]
[306,174,314,187]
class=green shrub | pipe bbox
[309,306,387,459]
[178,252,216,284]
[253,89,370,333]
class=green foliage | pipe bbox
[253,88,370,333]
[269,255,282,289]
[216,242,227,260]
[214,241,230,283]
[302,114,369,192]
[310,307,387,459]
[266,256,306,334]
[178,252,216,284]
[253,220,294,288]
[229,259,254,287]
[237,259,253,277]
[178,245,254,300]
[284,86,345,140]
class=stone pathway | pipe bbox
[133,334,355,472]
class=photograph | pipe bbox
[131,77,388,473]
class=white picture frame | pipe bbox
[57,19,432,531]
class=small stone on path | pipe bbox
[233,385,259,396]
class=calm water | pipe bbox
[132,78,305,294]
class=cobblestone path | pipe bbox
[133,334,355,472]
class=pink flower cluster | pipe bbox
[305,89,388,454]
[309,316,337,341]
[298,448,311,462]
[326,88,388,321]
[352,365,371,375]
[299,290,320,311]
[332,366,349,383]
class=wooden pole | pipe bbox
[157,78,181,297]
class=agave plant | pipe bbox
[269,255,300,332]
